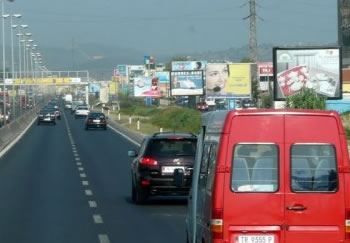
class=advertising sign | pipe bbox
[89,83,101,93]
[118,65,127,76]
[100,87,109,103]
[144,56,155,64]
[134,76,161,97]
[154,71,170,83]
[206,63,252,98]
[339,1,350,49]
[5,79,13,85]
[171,61,207,71]
[170,71,204,96]
[258,62,274,76]
[273,47,342,100]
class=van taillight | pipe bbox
[211,208,223,239]
[140,157,158,166]
[346,209,350,239]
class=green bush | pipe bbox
[150,106,201,134]
[285,88,326,110]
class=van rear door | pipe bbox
[225,115,285,243]
[284,115,345,243]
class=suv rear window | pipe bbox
[291,144,337,192]
[232,144,278,192]
[147,139,196,157]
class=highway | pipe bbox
[0,109,187,243]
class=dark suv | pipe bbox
[128,132,197,204]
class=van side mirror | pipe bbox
[173,168,185,187]
[128,150,137,157]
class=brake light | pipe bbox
[101,119,106,123]
[141,180,151,186]
[168,137,184,140]
[140,157,158,166]
[87,118,93,123]
[346,209,350,240]
[211,208,223,239]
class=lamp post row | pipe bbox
[1,0,46,125]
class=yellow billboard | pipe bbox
[13,78,72,84]
[109,82,118,95]
[225,64,251,96]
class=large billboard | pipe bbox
[170,71,204,96]
[154,71,170,83]
[273,47,342,100]
[134,76,161,97]
[172,61,207,71]
[339,1,350,50]
[206,63,253,98]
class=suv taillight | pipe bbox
[101,119,106,123]
[140,157,158,166]
[211,208,223,240]
[346,209,350,240]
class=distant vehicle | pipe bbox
[85,112,107,130]
[48,100,58,109]
[128,132,197,204]
[37,108,56,125]
[205,98,216,106]
[65,101,72,110]
[54,107,61,120]
[64,94,73,103]
[196,102,209,111]
[75,105,90,118]
[71,100,85,114]
[185,109,350,243]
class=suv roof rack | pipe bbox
[152,132,197,138]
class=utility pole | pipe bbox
[244,0,258,62]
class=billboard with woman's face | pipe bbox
[206,63,252,98]
[273,47,342,100]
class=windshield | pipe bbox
[147,139,196,157]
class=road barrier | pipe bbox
[0,105,42,153]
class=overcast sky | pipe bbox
[6,0,337,56]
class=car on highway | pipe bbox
[196,101,209,111]
[54,107,61,120]
[128,132,197,204]
[37,108,56,125]
[75,105,90,118]
[71,100,85,114]
[85,112,107,130]
[64,101,72,110]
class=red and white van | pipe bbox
[185,109,350,243]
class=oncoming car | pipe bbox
[128,132,197,204]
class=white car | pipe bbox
[75,105,90,118]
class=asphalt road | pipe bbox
[0,108,187,243]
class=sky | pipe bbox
[5,0,337,56]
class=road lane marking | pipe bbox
[80,173,87,178]
[107,124,141,147]
[78,167,84,171]
[98,234,110,243]
[93,214,103,224]
[75,158,80,161]
[82,180,89,186]
[76,162,82,166]
[89,201,97,208]
[85,190,93,196]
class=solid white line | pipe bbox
[98,234,110,243]
[93,214,103,224]
[0,116,37,159]
[85,189,93,196]
[107,124,141,147]
[82,180,89,186]
[89,201,97,208]
[80,173,87,178]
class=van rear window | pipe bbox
[291,144,337,192]
[231,144,278,192]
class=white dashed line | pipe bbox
[89,201,97,208]
[98,234,110,243]
[76,162,82,166]
[78,167,84,171]
[75,158,80,161]
[74,153,79,157]
[80,173,87,178]
[85,189,93,196]
[93,214,103,224]
[82,180,89,186]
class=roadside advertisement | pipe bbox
[89,83,101,93]
[118,65,127,76]
[154,71,170,83]
[134,76,161,97]
[273,47,342,100]
[128,65,145,82]
[99,87,109,103]
[170,71,204,96]
[171,61,207,71]
[206,63,252,98]
[144,56,155,64]
[258,62,273,76]
[339,1,350,49]
[109,82,118,95]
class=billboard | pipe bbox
[100,87,109,103]
[170,71,204,96]
[89,83,100,93]
[273,47,342,100]
[134,76,161,97]
[339,0,350,50]
[172,61,207,71]
[258,62,273,76]
[206,63,253,98]
[118,65,127,76]
[154,71,170,83]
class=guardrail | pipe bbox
[0,104,42,153]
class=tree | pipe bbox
[285,88,326,110]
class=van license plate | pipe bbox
[161,166,184,174]
[237,235,274,243]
